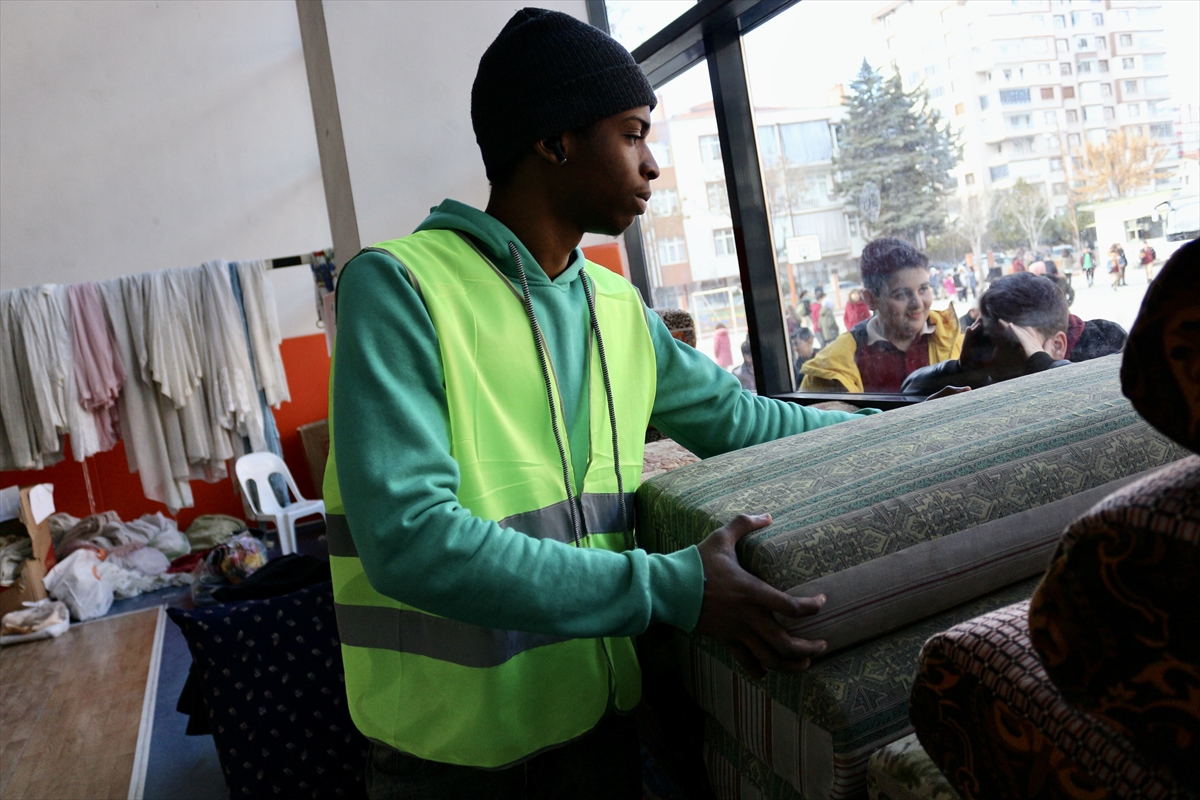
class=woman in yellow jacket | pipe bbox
[801,238,962,393]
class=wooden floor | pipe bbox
[1,608,159,800]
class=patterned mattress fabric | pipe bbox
[910,601,1187,800]
[685,578,1041,800]
[1029,455,1200,790]
[866,734,960,800]
[638,355,1188,657]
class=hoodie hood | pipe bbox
[414,199,584,290]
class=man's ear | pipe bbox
[1046,330,1069,360]
[861,288,879,311]
[534,136,567,165]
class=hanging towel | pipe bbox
[235,260,290,408]
[67,283,125,455]
[198,261,266,453]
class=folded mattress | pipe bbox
[638,355,1186,656]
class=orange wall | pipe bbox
[0,333,331,531]
[582,242,628,280]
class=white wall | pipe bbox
[0,0,331,295]
[322,0,587,246]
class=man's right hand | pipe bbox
[694,514,827,679]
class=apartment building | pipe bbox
[872,0,1179,219]
[639,99,866,337]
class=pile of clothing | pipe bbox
[0,260,289,512]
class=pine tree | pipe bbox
[835,60,959,242]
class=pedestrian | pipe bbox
[942,273,956,300]
[967,265,978,298]
[324,10,873,796]
[1082,246,1095,287]
[953,267,967,302]
[713,322,732,369]
[1140,240,1157,281]
[819,298,839,345]
[843,288,870,330]
[1012,253,1025,273]
[811,286,826,345]
[1060,247,1075,287]
[733,337,756,392]
[1116,244,1128,286]
[1110,248,1122,290]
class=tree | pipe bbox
[835,60,959,242]
[1073,131,1167,200]
[957,190,998,265]
[995,179,1053,253]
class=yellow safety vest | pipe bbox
[323,230,656,767]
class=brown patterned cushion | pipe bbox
[639,355,1188,657]
[910,602,1183,800]
[1029,455,1200,790]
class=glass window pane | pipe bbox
[636,61,743,370]
[604,1,696,53]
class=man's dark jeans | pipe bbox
[365,713,641,799]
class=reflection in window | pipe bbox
[990,164,1010,180]
[699,134,721,162]
[603,0,695,53]
[650,188,680,216]
[647,140,672,168]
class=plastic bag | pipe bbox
[190,532,266,606]
[0,599,70,646]
[42,550,114,621]
[148,526,190,560]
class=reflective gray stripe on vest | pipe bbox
[325,493,636,559]
[334,602,569,668]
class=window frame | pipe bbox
[589,0,935,405]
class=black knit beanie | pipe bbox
[472,7,657,182]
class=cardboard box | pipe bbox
[0,485,58,618]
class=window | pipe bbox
[647,140,671,168]
[1044,110,1057,124]
[1030,38,1048,54]
[1143,54,1165,71]
[1138,34,1164,50]
[780,121,833,164]
[1053,15,1065,29]
[1038,62,1052,76]
[908,71,921,86]
[1068,133,1081,147]
[1116,10,1130,24]
[1066,109,1079,122]
[650,188,680,216]
[1101,83,1111,97]
[1127,124,1144,137]
[1103,107,1115,120]
[1149,122,1173,138]
[1083,105,1104,122]
[929,86,946,99]
[980,94,990,111]
[1121,57,1134,70]
[1031,14,1044,29]
[1124,80,1137,94]
[713,228,735,257]
[955,102,965,116]
[1124,216,1163,241]
[1127,103,1140,118]
[1118,34,1132,47]
[944,31,958,47]
[950,80,958,92]
[990,164,1010,180]
[947,56,957,71]
[1077,60,1092,74]
[1003,69,1013,82]
[1098,59,1108,73]
[657,236,688,265]
[1070,11,1084,27]
[965,172,975,185]
[1041,87,1055,100]
[1000,88,1031,105]
[1057,38,1069,53]
[1053,182,1067,194]
[1143,77,1168,95]
[1063,86,1075,99]
[706,180,729,212]
[1006,113,1034,129]
[1075,37,1090,50]
[925,64,939,77]
[1094,36,1106,50]
[699,135,721,162]
[1050,157,1063,171]
[1092,13,1103,27]
[1013,136,1035,154]
[1060,62,1072,75]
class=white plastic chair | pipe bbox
[234,452,325,555]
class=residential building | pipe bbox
[871,0,1179,223]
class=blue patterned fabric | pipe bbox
[167,582,368,798]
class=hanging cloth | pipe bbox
[67,283,125,455]
[235,260,290,408]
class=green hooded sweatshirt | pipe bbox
[330,199,878,639]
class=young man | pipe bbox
[799,237,961,393]
[899,271,1123,395]
[323,9,877,798]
